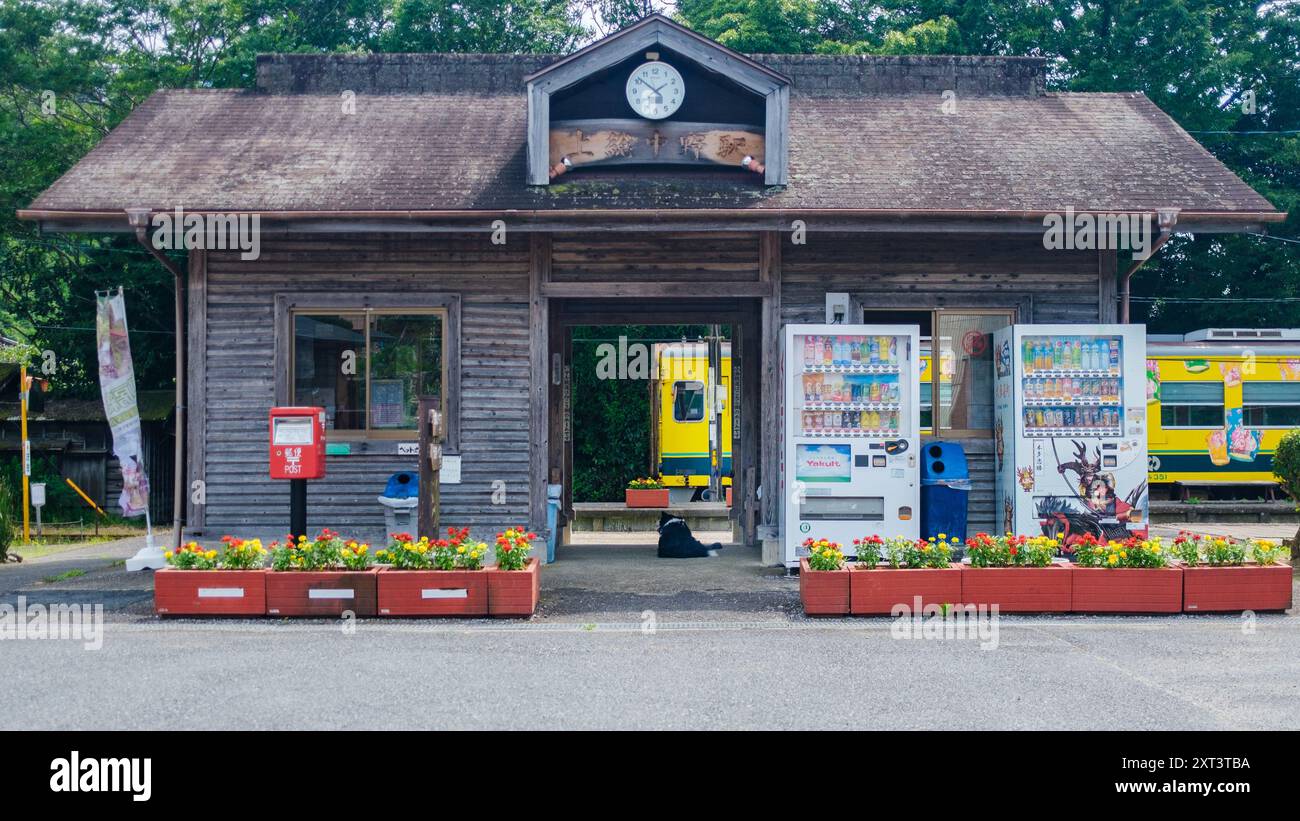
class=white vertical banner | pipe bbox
[97,288,163,570]
[96,288,150,517]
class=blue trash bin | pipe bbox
[920,441,970,545]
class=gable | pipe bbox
[525,14,789,186]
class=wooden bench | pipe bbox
[1173,480,1280,502]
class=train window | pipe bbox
[1243,382,1300,428]
[672,381,706,422]
[1160,382,1224,428]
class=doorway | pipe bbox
[549,298,763,550]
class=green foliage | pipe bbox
[0,472,14,559]
[1275,429,1300,506]
[0,454,85,522]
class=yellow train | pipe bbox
[651,342,732,499]
[1146,329,1300,493]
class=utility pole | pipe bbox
[20,364,31,543]
[707,324,722,502]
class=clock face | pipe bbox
[625,62,684,120]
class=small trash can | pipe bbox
[378,472,420,535]
[920,442,971,547]
[545,483,562,564]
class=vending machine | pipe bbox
[992,324,1149,549]
[782,324,921,566]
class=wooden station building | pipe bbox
[20,15,1284,559]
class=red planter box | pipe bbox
[625,488,670,508]
[799,558,850,616]
[850,565,962,615]
[1070,566,1183,613]
[959,564,1072,613]
[377,568,487,616]
[155,569,266,616]
[487,558,541,617]
[1182,564,1293,613]
[266,569,379,617]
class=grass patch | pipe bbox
[42,568,87,584]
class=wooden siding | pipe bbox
[199,233,530,542]
[549,232,762,283]
[780,232,1103,532]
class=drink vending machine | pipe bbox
[992,324,1148,549]
[782,324,921,566]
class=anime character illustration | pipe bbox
[1016,466,1034,492]
[1035,440,1146,549]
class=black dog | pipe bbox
[657,512,722,559]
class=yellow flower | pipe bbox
[1107,554,1119,566]
[163,551,173,559]
[205,550,217,560]
[457,545,466,554]
[938,533,947,540]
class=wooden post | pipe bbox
[418,396,443,539]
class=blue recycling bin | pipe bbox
[920,441,970,543]
[383,471,418,499]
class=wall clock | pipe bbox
[625,62,685,120]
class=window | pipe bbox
[291,309,446,437]
[1243,382,1300,428]
[673,380,705,422]
[867,308,1014,436]
[1160,382,1224,429]
[937,312,1007,433]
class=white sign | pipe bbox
[397,442,419,456]
[273,416,314,445]
[30,483,45,507]
[439,455,462,484]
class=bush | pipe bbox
[1275,429,1300,505]
[0,476,13,559]
[1273,429,1300,546]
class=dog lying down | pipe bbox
[657,512,723,558]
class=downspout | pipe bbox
[125,208,185,551]
[1119,209,1179,323]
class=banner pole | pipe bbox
[20,365,30,544]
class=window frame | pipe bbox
[863,304,1020,439]
[671,379,707,423]
[275,292,460,453]
[1242,380,1300,429]
[1159,380,1226,430]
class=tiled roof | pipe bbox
[23,54,1278,218]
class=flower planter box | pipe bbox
[487,558,541,617]
[155,569,266,616]
[1182,564,1293,613]
[1069,566,1183,613]
[266,569,379,617]
[625,488,670,508]
[849,565,962,615]
[959,564,1072,613]
[799,558,850,616]
[377,568,487,616]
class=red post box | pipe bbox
[269,407,326,480]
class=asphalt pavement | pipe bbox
[1,535,1297,730]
